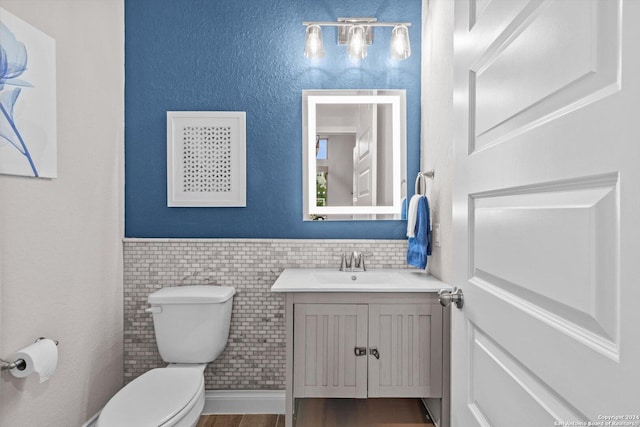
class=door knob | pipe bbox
[438,287,464,309]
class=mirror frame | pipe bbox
[303,90,406,220]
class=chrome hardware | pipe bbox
[1,338,59,372]
[369,347,380,359]
[420,169,435,179]
[416,170,435,195]
[0,358,26,371]
[339,251,371,272]
[345,253,354,270]
[339,253,346,271]
[353,251,362,269]
[35,337,59,346]
[352,251,368,271]
[438,287,464,309]
[354,347,367,356]
[145,306,162,314]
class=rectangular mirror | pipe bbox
[303,90,407,221]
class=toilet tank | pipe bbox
[147,285,235,364]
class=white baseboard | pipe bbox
[203,390,285,415]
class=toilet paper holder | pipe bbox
[0,337,59,372]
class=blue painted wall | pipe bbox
[125,0,421,238]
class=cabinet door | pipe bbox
[294,304,368,398]
[368,303,442,398]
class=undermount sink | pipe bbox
[271,268,448,293]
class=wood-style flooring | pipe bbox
[197,414,284,427]
[197,398,434,427]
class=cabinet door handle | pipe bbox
[354,347,367,356]
[369,347,380,359]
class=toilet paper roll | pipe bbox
[9,339,58,383]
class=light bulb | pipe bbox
[390,25,411,60]
[304,25,325,59]
[347,25,367,60]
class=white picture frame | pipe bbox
[167,111,246,207]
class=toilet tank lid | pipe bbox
[148,285,236,304]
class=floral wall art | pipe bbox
[0,8,56,178]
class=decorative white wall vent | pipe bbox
[167,111,246,207]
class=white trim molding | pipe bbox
[203,390,285,415]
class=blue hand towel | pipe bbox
[407,196,432,269]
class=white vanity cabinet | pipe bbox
[294,303,368,398]
[271,269,450,427]
[293,299,442,399]
[368,302,442,398]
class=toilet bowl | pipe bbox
[97,286,235,427]
[97,365,205,427]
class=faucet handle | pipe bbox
[345,252,353,269]
[359,252,372,271]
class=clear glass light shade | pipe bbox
[347,25,368,60]
[304,25,325,58]
[390,25,411,60]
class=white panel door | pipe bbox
[353,103,377,208]
[452,0,640,425]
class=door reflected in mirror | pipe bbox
[303,90,407,221]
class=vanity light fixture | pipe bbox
[390,24,411,60]
[304,25,325,58]
[303,17,412,61]
[347,25,368,60]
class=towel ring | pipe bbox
[420,170,435,179]
[414,170,434,195]
[414,174,426,195]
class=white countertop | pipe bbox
[270,268,451,293]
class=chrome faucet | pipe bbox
[339,253,347,271]
[352,251,362,269]
[353,251,366,271]
[339,251,367,272]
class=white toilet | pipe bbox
[97,285,236,427]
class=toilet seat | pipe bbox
[97,367,204,427]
